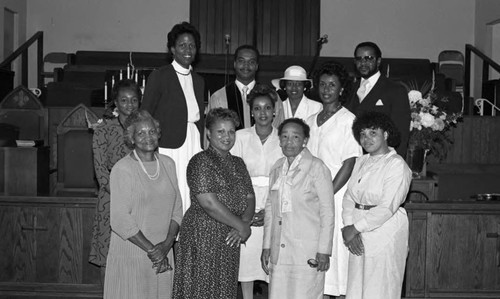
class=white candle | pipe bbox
[111,76,115,87]
[119,70,123,80]
[142,74,146,88]
[127,64,130,79]
[135,70,138,83]
[104,82,108,100]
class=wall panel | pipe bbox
[190,0,319,56]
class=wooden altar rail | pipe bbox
[0,196,102,298]
[404,201,500,298]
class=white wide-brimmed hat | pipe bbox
[271,65,313,90]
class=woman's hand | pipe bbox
[226,228,242,247]
[238,222,252,243]
[147,240,172,263]
[251,209,265,227]
[261,249,271,275]
[341,224,360,244]
[346,234,364,256]
[316,253,330,272]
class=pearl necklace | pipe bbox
[133,149,160,180]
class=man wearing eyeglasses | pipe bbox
[346,41,411,158]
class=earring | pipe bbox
[273,113,276,116]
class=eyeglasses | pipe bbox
[307,259,318,268]
[354,55,377,63]
[285,81,305,88]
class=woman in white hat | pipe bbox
[272,65,322,121]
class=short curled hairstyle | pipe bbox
[247,84,278,108]
[167,22,201,53]
[354,41,382,58]
[234,45,260,62]
[205,108,240,131]
[123,110,161,149]
[352,111,400,147]
[278,118,310,139]
[313,61,352,104]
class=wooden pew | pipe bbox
[54,104,98,196]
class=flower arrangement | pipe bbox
[406,83,462,161]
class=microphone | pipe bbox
[316,34,328,43]
[224,34,231,46]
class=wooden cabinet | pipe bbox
[0,196,102,298]
[405,202,500,298]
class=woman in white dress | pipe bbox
[230,84,283,299]
[306,62,362,298]
[342,111,412,299]
[272,65,322,120]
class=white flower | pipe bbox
[431,118,445,131]
[431,105,439,113]
[410,120,422,131]
[112,107,119,117]
[87,118,103,129]
[408,90,422,105]
[419,97,431,107]
[420,112,435,127]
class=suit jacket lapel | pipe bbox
[359,76,387,108]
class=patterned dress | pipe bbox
[89,117,130,266]
[172,147,254,299]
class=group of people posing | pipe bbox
[88,21,413,299]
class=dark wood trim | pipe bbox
[405,201,500,214]
[0,282,102,297]
[0,196,96,207]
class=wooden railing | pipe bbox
[464,43,500,114]
[0,31,44,89]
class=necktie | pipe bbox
[242,86,251,128]
[357,80,369,103]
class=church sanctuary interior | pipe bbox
[1,0,500,298]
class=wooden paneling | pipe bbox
[190,0,319,56]
[437,116,500,164]
[405,202,500,298]
[406,211,427,297]
[0,196,101,298]
[255,0,319,56]
[0,147,50,196]
[191,0,254,55]
[427,214,500,292]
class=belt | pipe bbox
[355,203,376,210]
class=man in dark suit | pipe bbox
[345,41,411,158]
